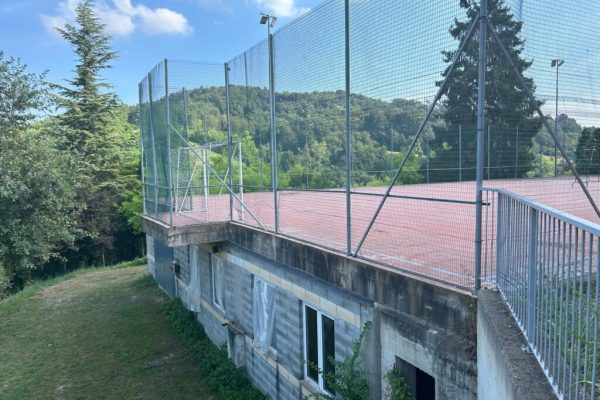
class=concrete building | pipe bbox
[142,215,558,399]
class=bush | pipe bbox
[163,298,266,400]
[385,367,415,400]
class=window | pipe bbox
[211,255,224,311]
[252,278,276,353]
[304,304,335,394]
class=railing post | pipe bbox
[495,192,503,286]
[527,208,538,339]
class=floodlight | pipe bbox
[270,16,277,28]
[260,14,269,25]
[551,59,564,67]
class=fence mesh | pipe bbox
[227,41,274,230]
[137,0,600,395]
[139,0,600,291]
[273,0,347,250]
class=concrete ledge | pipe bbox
[477,289,556,400]
[141,216,229,247]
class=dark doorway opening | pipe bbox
[394,356,436,400]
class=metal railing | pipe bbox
[485,187,599,399]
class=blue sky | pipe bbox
[1,0,598,126]
[0,0,321,105]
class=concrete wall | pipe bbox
[144,220,479,399]
[477,289,556,400]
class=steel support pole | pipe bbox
[344,0,352,255]
[459,124,462,182]
[487,125,491,180]
[164,59,174,226]
[353,16,479,256]
[225,63,234,221]
[554,65,559,177]
[515,126,519,178]
[138,82,147,215]
[183,87,193,211]
[239,141,245,221]
[202,148,209,213]
[488,22,600,219]
[475,0,487,291]
[268,33,279,232]
[147,73,160,217]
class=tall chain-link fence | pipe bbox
[139,0,600,293]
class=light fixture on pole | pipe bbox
[551,59,564,177]
[259,13,277,35]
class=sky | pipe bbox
[0,0,598,126]
[0,0,321,105]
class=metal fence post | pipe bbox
[459,124,462,182]
[224,63,234,221]
[527,208,538,339]
[475,0,488,291]
[138,82,147,215]
[269,33,279,233]
[239,141,244,221]
[515,126,519,178]
[164,59,174,226]
[487,125,491,180]
[147,73,160,217]
[344,0,352,256]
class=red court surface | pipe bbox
[160,177,600,289]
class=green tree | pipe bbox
[575,127,600,176]
[430,0,542,182]
[52,0,142,266]
[0,52,80,295]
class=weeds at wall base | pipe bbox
[162,298,266,400]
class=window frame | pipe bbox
[303,303,335,394]
[211,255,225,312]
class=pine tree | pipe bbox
[53,0,127,266]
[575,128,600,176]
[429,0,542,182]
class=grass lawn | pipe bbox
[0,264,215,400]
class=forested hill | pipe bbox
[167,85,430,188]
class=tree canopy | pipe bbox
[429,0,542,182]
[0,53,80,296]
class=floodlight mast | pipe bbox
[551,59,565,177]
[260,12,279,231]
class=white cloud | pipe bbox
[41,0,192,38]
[251,0,309,18]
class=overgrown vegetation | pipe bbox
[308,322,371,400]
[385,368,416,400]
[163,298,266,400]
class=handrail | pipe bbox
[483,187,600,236]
